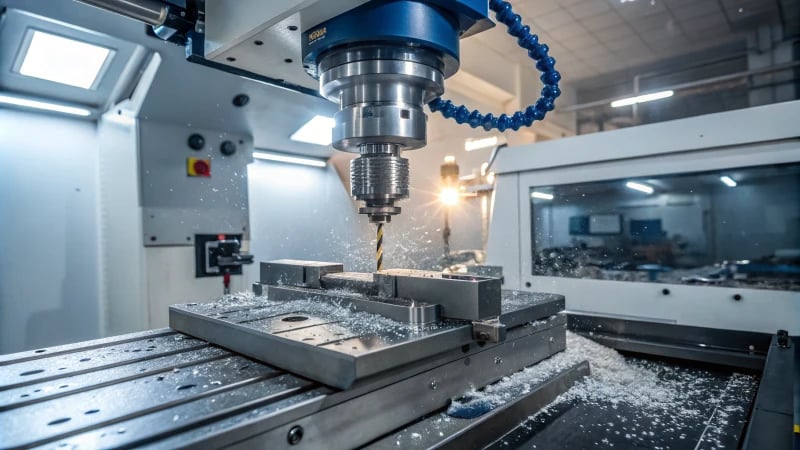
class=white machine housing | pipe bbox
[486,100,800,335]
[203,0,369,92]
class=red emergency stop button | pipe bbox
[187,157,211,177]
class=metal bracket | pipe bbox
[472,318,507,343]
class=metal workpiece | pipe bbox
[320,271,378,295]
[169,298,475,389]
[259,260,344,289]
[501,290,565,328]
[2,287,566,448]
[240,322,567,450]
[260,260,504,322]
[375,269,503,320]
[267,285,441,325]
[169,284,565,389]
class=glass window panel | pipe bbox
[530,163,800,291]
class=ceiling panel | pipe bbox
[465,0,787,84]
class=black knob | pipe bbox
[733,294,742,301]
[187,134,205,150]
[287,426,303,445]
[777,330,790,348]
[661,288,670,296]
[220,140,236,156]
[232,94,250,107]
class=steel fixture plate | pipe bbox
[169,292,563,389]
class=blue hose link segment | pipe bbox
[429,0,562,132]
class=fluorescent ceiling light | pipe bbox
[19,31,112,89]
[290,115,335,146]
[0,93,91,116]
[626,181,654,194]
[720,176,737,187]
[611,90,674,108]
[531,191,554,200]
[253,151,327,168]
[465,136,499,152]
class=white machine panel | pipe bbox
[487,101,800,334]
[138,122,253,246]
[204,0,369,90]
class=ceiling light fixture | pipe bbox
[531,191,554,200]
[625,181,654,194]
[0,93,91,116]
[253,151,327,168]
[611,90,674,108]
[18,30,112,89]
[289,115,335,146]
[720,176,737,187]
[465,136,499,152]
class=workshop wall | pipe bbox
[246,160,373,276]
[0,109,101,353]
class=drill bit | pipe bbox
[376,223,384,272]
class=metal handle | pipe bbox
[75,0,168,26]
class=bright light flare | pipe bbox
[531,191,554,200]
[440,188,460,206]
[720,176,737,187]
[611,90,674,108]
[253,151,327,167]
[626,181,654,194]
[0,93,91,116]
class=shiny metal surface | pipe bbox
[0,329,330,449]
[320,271,378,295]
[228,322,567,450]
[350,151,410,223]
[259,260,507,322]
[75,0,167,26]
[259,260,344,289]
[375,269,503,321]
[169,298,475,389]
[350,152,410,200]
[742,335,797,450]
[266,285,441,325]
[319,50,444,152]
[366,361,590,450]
[318,45,446,223]
[472,318,507,343]
[501,290,565,328]
[1,318,567,449]
[169,281,563,388]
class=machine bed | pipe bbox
[1,259,794,449]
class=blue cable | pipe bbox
[428,0,562,132]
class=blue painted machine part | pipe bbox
[302,0,482,79]
[302,0,562,133]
